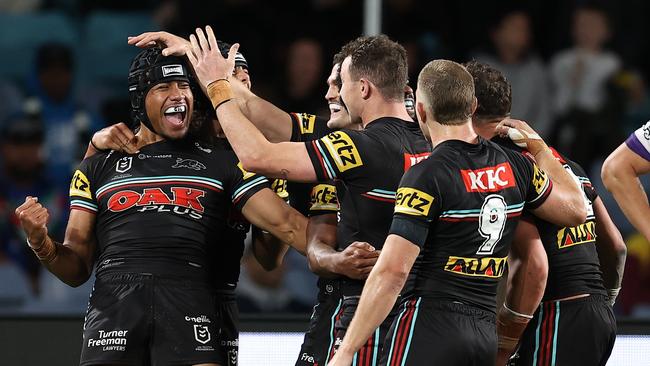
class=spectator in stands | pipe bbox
[549,5,622,168]
[0,114,68,295]
[24,42,101,189]
[475,9,552,136]
[277,38,326,115]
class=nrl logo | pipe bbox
[172,158,206,171]
[194,324,211,344]
[116,157,132,173]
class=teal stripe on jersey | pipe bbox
[401,297,421,366]
[232,176,269,201]
[70,199,98,210]
[96,175,223,196]
[372,327,380,366]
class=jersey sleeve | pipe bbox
[388,162,440,248]
[69,157,99,214]
[304,130,365,181]
[229,161,271,211]
[308,182,339,216]
[289,113,331,142]
[625,121,650,162]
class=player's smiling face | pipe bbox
[325,63,353,129]
[145,80,194,140]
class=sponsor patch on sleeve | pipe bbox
[295,113,317,134]
[272,179,289,200]
[70,170,92,199]
[321,131,363,173]
[532,164,550,196]
[237,162,256,180]
[394,187,434,217]
[310,184,339,212]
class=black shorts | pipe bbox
[379,297,497,366]
[216,289,240,366]
[295,278,343,366]
[512,294,616,366]
[328,294,400,366]
[80,273,223,366]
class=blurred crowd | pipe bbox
[2,0,650,318]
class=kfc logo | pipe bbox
[461,162,516,192]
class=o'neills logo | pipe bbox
[185,315,211,323]
[444,256,508,278]
[460,162,515,192]
[557,221,597,249]
[87,329,128,352]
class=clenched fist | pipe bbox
[15,196,50,249]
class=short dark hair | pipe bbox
[417,60,474,125]
[464,61,511,120]
[338,34,408,101]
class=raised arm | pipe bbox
[186,26,318,182]
[602,142,650,242]
[497,119,587,226]
[16,197,96,287]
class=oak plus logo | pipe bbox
[460,162,515,192]
[107,187,206,219]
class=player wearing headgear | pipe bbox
[464,61,626,366]
[127,30,383,366]
[325,59,587,366]
[15,46,308,366]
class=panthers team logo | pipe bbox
[172,158,206,171]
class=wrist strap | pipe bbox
[90,138,108,152]
[207,79,234,111]
[28,237,58,263]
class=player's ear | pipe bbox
[471,96,478,115]
[360,78,371,100]
[416,101,427,124]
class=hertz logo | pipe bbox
[322,131,363,172]
[310,184,339,212]
[532,164,550,195]
[444,256,508,278]
[394,187,433,217]
[557,221,597,249]
[70,170,92,199]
